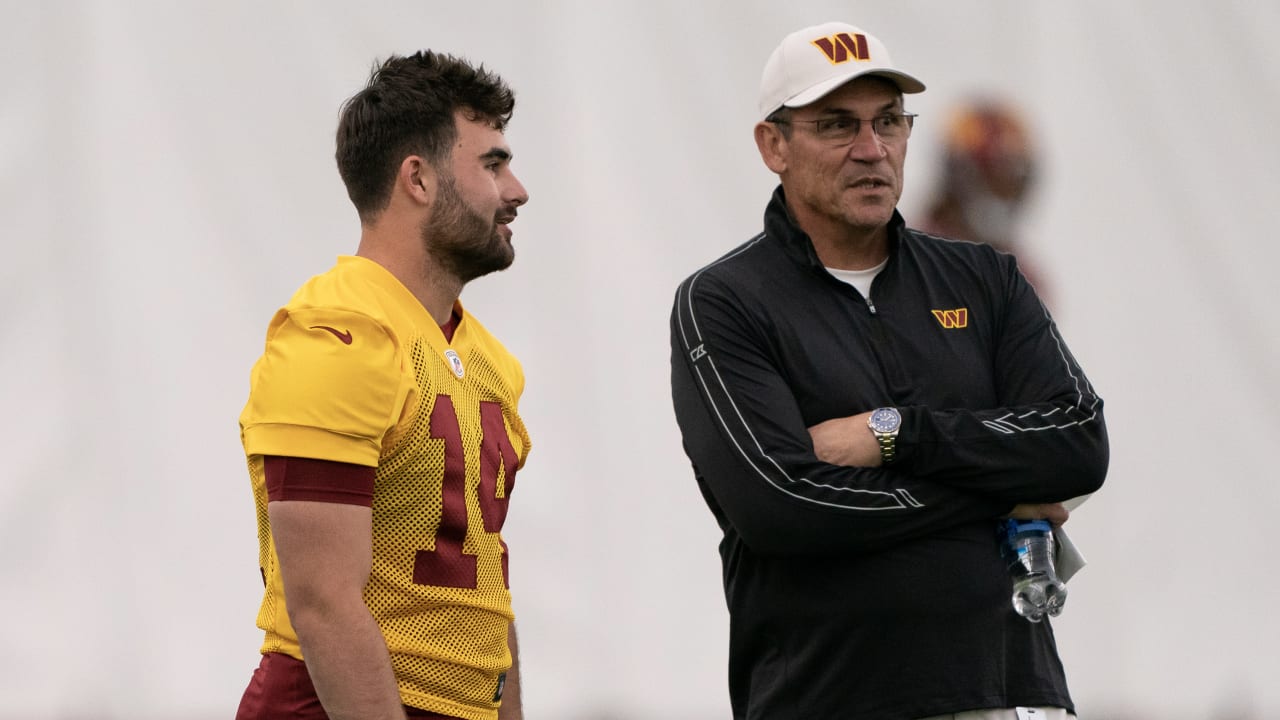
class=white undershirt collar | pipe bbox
[825,257,888,299]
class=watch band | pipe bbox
[874,432,897,464]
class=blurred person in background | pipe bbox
[670,21,1107,720]
[235,50,531,720]
[920,99,1050,296]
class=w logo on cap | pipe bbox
[811,33,871,64]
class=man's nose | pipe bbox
[506,175,529,207]
[847,124,887,160]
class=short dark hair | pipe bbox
[335,51,516,223]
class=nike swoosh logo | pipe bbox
[310,325,352,344]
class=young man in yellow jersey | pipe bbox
[236,51,531,720]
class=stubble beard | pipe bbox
[422,173,514,284]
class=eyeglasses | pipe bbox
[771,112,918,144]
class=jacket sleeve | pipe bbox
[899,258,1109,503]
[670,271,1011,557]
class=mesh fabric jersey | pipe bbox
[240,255,531,720]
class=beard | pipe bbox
[422,173,515,283]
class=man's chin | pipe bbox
[493,233,515,264]
[494,249,515,272]
[474,242,515,278]
[841,204,895,230]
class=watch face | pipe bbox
[869,407,901,433]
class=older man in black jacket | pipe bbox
[669,21,1107,720]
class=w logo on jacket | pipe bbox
[931,308,969,329]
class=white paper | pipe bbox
[1063,493,1092,511]
[1053,526,1086,582]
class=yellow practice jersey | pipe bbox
[240,255,531,720]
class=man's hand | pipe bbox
[1006,502,1070,527]
[808,411,880,467]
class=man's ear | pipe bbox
[754,121,788,175]
[399,155,437,208]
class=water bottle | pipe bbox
[999,519,1067,622]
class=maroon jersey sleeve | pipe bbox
[264,455,375,506]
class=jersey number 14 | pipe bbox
[413,395,517,590]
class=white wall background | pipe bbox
[2,2,1277,718]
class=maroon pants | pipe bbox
[236,652,461,720]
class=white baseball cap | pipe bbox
[758,22,926,120]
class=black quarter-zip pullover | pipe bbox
[670,186,1108,720]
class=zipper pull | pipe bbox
[865,297,878,315]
